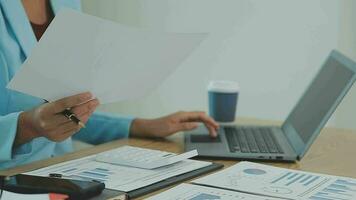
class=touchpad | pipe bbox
[190,135,221,143]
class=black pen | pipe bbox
[44,100,86,128]
[62,108,86,128]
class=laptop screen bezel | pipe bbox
[282,50,356,159]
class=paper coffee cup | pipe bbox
[208,81,239,122]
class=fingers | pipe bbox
[176,122,199,132]
[71,98,99,116]
[43,99,99,129]
[22,93,97,143]
[72,98,99,124]
[51,126,81,142]
[204,123,218,137]
[179,111,219,128]
[76,108,95,124]
[46,92,93,113]
[47,121,80,136]
[44,114,71,129]
[177,111,219,137]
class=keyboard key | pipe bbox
[225,128,239,153]
[236,130,250,153]
[260,128,279,153]
[225,127,284,154]
[231,133,241,152]
[252,129,269,153]
[243,128,259,153]
[266,129,285,154]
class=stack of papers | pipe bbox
[193,162,356,199]
[149,161,356,200]
[1,191,68,200]
[147,183,281,200]
[7,9,207,103]
[95,146,198,169]
[25,148,211,192]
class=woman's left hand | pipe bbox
[130,111,219,138]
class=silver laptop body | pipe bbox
[185,50,356,161]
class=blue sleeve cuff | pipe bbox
[0,112,33,162]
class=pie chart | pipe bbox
[190,193,221,200]
[243,168,267,175]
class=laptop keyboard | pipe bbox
[225,127,284,154]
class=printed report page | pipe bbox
[26,154,211,192]
[147,183,282,200]
[193,161,356,200]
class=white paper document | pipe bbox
[7,9,207,103]
[25,154,211,192]
[147,183,281,200]
[95,146,198,169]
[193,161,356,200]
[0,191,54,200]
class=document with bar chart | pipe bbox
[147,183,281,200]
[25,153,211,192]
[193,161,356,200]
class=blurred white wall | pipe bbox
[333,0,356,129]
[82,0,356,129]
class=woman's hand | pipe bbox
[130,111,219,138]
[15,92,99,146]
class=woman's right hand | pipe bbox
[15,92,99,146]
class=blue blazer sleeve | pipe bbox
[0,112,20,161]
[73,112,134,145]
[0,112,36,162]
[0,52,34,162]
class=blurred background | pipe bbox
[80,0,356,130]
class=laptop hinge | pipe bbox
[282,122,305,158]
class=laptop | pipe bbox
[185,50,356,161]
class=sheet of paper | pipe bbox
[95,145,198,169]
[193,161,356,200]
[0,191,55,200]
[7,9,207,103]
[25,154,211,192]
[147,183,282,200]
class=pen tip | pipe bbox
[79,122,86,128]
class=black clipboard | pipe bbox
[127,162,223,198]
[95,162,223,199]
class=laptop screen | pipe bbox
[286,52,355,143]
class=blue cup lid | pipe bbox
[207,80,239,93]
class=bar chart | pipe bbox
[309,179,356,200]
[68,167,114,182]
[270,171,323,187]
[147,183,281,200]
[190,193,221,200]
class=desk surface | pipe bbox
[1,118,356,199]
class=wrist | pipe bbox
[15,112,39,146]
[130,118,151,137]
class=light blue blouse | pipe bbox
[0,0,133,170]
